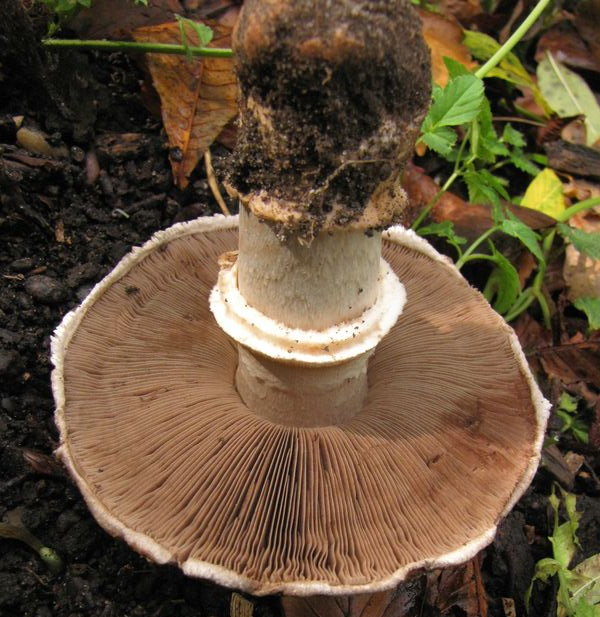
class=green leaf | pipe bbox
[521,168,566,219]
[509,148,540,176]
[486,248,521,314]
[422,75,485,129]
[574,597,599,617]
[551,522,577,570]
[537,52,600,147]
[464,169,508,207]
[571,554,600,607]
[573,297,600,331]
[503,123,526,147]
[559,391,578,413]
[421,127,457,157]
[443,56,471,79]
[418,221,467,255]
[474,99,508,163]
[557,224,600,260]
[501,211,545,263]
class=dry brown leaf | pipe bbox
[536,21,600,74]
[425,557,488,617]
[562,208,600,301]
[280,580,423,617]
[133,21,237,188]
[72,0,184,40]
[539,340,600,384]
[402,163,554,239]
[418,9,476,87]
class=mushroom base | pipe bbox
[236,345,370,427]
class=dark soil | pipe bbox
[230,0,431,238]
[1,4,599,617]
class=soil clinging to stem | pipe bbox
[228,0,432,240]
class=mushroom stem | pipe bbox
[235,345,369,427]
[211,207,406,427]
[237,205,381,330]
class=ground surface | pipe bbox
[1,4,599,617]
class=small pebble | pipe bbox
[70,146,85,163]
[9,257,35,273]
[24,275,69,305]
[85,150,101,185]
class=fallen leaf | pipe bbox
[281,579,423,617]
[72,0,184,39]
[575,0,600,68]
[418,9,476,87]
[521,168,566,219]
[133,20,237,188]
[536,21,600,74]
[403,163,554,238]
[539,340,600,384]
[426,557,488,617]
[562,207,600,302]
[562,177,600,201]
[537,52,600,147]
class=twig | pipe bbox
[204,149,231,216]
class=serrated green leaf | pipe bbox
[418,221,467,254]
[558,224,600,260]
[443,56,471,79]
[423,74,485,129]
[573,297,600,331]
[503,123,527,147]
[475,99,508,163]
[421,127,457,157]
[501,211,545,263]
[510,148,540,176]
[537,52,600,147]
[465,169,509,207]
[486,248,520,313]
[521,168,566,219]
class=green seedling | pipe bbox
[527,485,600,617]
[556,393,590,445]
[0,521,63,574]
[412,0,600,331]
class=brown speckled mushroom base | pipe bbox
[52,216,549,596]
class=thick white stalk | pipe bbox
[237,205,381,330]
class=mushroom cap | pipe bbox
[52,216,549,596]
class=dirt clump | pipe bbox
[229,0,432,240]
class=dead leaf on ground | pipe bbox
[403,163,555,239]
[281,578,423,617]
[418,9,476,87]
[563,177,600,201]
[575,0,600,67]
[435,0,482,24]
[133,20,237,188]
[72,0,184,40]
[562,207,600,302]
[536,20,600,74]
[425,557,488,617]
[538,340,600,384]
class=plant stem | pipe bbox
[475,0,552,79]
[455,226,499,270]
[557,197,600,222]
[42,38,233,58]
[410,170,459,230]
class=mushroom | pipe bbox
[51,0,550,615]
